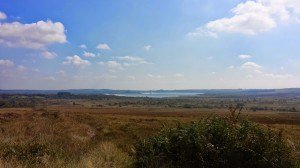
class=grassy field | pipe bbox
[0,104,299,167]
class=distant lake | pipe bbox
[111,91,204,98]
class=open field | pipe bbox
[0,98,300,167]
[0,93,300,167]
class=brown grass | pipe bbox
[0,106,299,167]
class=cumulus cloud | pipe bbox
[98,61,123,70]
[63,55,90,68]
[263,73,293,79]
[17,65,27,73]
[187,27,218,38]
[240,61,293,79]
[45,76,56,81]
[206,1,276,35]
[32,68,40,73]
[96,43,111,50]
[0,20,66,49]
[106,61,123,69]
[241,61,262,70]
[123,63,131,67]
[117,56,150,65]
[206,56,213,60]
[56,70,66,76]
[188,0,300,37]
[128,75,136,80]
[0,59,14,67]
[227,65,235,70]
[79,44,87,49]
[97,74,117,80]
[98,56,150,71]
[247,74,254,79]
[0,11,7,20]
[147,74,163,78]
[41,51,57,59]
[239,54,252,59]
[143,45,152,51]
[174,73,184,77]
[83,51,96,58]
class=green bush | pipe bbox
[134,117,298,168]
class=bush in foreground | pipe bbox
[134,117,298,168]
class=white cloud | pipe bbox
[45,76,56,81]
[97,74,117,80]
[174,73,184,77]
[0,59,14,67]
[0,20,66,49]
[227,65,235,70]
[0,11,7,20]
[260,0,300,21]
[79,44,87,49]
[63,55,91,68]
[239,54,252,59]
[206,56,213,60]
[56,70,66,76]
[96,43,111,50]
[246,74,253,79]
[211,72,217,75]
[106,61,123,69]
[147,74,163,78]
[241,61,262,70]
[98,61,123,70]
[83,51,96,58]
[118,56,142,62]
[189,0,300,37]
[87,56,149,72]
[41,51,57,59]
[128,75,136,80]
[143,45,152,51]
[206,1,276,35]
[96,53,102,57]
[117,56,150,65]
[240,61,293,79]
[17,65,27,73]
[123,63,131,67]
[263,73,293,79]
[32,68,40,72]
[187,27,218,38]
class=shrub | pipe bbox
[134,117,298,168]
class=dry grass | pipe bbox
[79,142,131,168]
[0,106,299,167]
[37,142,131,168]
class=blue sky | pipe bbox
[0,0,300,89]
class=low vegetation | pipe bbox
[135,117,298,167]
[0,95,299,167]
[1,93,299,112]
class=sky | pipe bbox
[0,0,300,90]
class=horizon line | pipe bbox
[1,88,300,91]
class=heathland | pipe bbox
[0,91,299,167]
